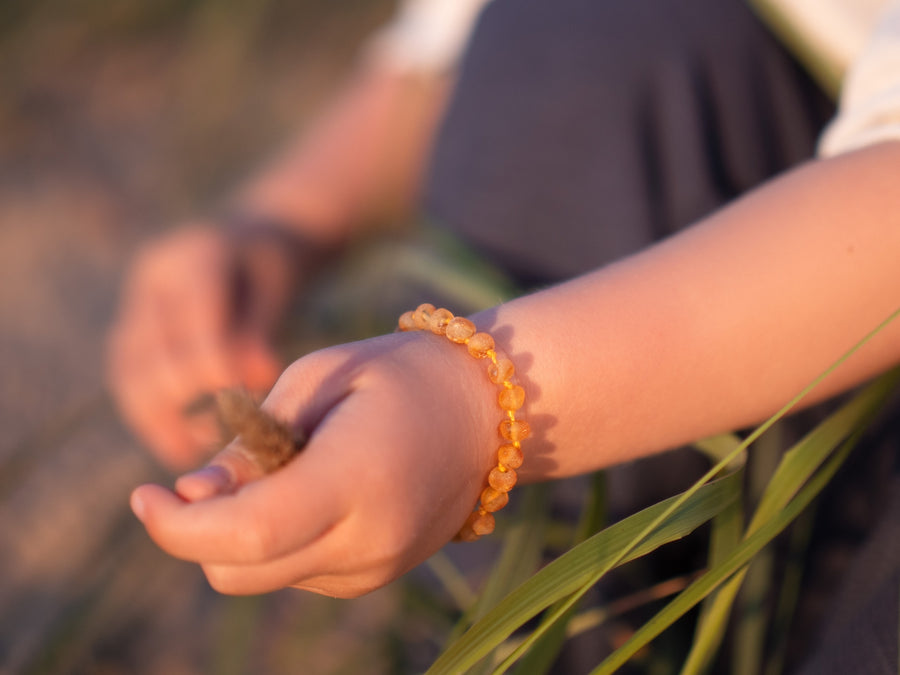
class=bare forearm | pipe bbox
[235,58,450,247]
[480,141,900,481]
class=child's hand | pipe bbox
[129,331,498,597]
[107,225,287,471]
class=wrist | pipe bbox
[398,304,532,541]
[217,212,329,336]
[221,210,335,279]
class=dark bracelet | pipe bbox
[220,211,333,274]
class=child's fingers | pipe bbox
[131,443,350,565]
[132,350,357,562]
[198,532,362,596]
[201,560,382,599]
[196,504,419,597]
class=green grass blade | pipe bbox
[693,432,746,471]
[440,484,549,672]
[589,425,866,675]
[424,551,478,611]
[499,573,699,673]
[731,426,787,675]
[749,369,900,534]
[762,506,816,675]
[425,473,741,675]
[460,485,550,675]
[474,485,550,619]
[508,472,609,675]
[680,470,745,675]
[573,470,609,546]
[507,606,576,675]
[680,433,748,675]
[680,369,899,674]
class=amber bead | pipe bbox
[471,511,496,535]
[467,332,495,358]
[480,486,509,512]
[489,466,518,492]
[413,303,435,329]
[456,524,481,542]
[398,311,417,332]
[458,512,481,538]
[487,351,515,384]
[445,316,477,343]
[399,305,532,541]
[498,385,526,411]
[499,419,531,442]
[427,307,454,335]
[498,444,524,469]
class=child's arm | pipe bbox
[107,59,450,471]
[498,140,900,480]
[131,140,900,597]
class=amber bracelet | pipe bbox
[398,304,530,542]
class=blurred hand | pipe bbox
[107,225,291,470]
[129,331,498,597]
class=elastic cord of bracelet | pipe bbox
[398,303,530,542]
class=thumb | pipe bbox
[175,345,352,503]
[174,375,307,503]
[173,439,268,502]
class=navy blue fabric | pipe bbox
[425,0,834,286]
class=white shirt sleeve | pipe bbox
[365,0,492,74]
[819,1,900,156]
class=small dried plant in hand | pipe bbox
[213,388,307,473]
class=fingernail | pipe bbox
[175,465,234,502]
[130,489,147,522]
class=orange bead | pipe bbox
[499,419,531,442]
[487,350,515,384]
[489,466,518,492]
[498,385,526,411]
[428,307,454,335]
[498,444,524,469]
[458,511,480,536]
[413,303,435,329]
[398,311,417,331]
[480,486,509,512]
[401,305,531,541]
[456,524,481,542]
[445,316,476,343]
[467,332,495,358]
[471,511,496,535]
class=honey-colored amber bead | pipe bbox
[489,466,518,492]
[456,525,481,542]
[445,316,476,343]
[499,419,531,442]
[480,486,509,512]
[487,351,515,384]
[467,332,495,358]
[398,311,417,331]
[471,511,496,535]
[413,303,435,329]
[498,443,524,469]
[428,308,454,335]
[498,385,526,411]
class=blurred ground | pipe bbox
[0,2,463,673]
